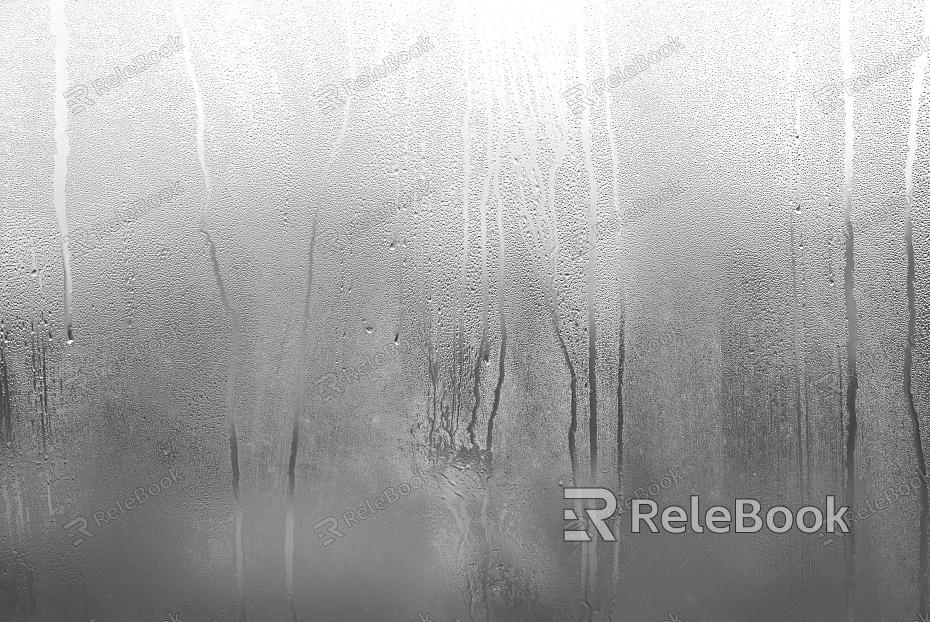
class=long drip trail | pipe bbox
[459,3,472,454]
[50,0,73,344]
[612,319,625,613]
[0,326,10,442]
[597,1,624,611]
[840,2,859,618]
[582,97,598,490]
[790,83,805,496]
[468,103,495,449]
[575,14,599,618]
[795,89,813,495]
[488,131,507,457]
[286,6,355,620]
[171,3,244,618]
[535,224,580,485]
[905,2,930,607]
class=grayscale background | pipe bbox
[0,0,929,620]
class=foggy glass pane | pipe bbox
[2,0,930,620]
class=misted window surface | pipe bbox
[1,0,930,620]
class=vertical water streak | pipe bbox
[49,0,73,344]
[904,1,930,608]
[612,319,625,613]
[468,104,494,448]
[171,3,245,619]
[488,154,506,457]
[598,4,625,611]
[574,14,599,619]
[0,326,10,441]
[840,2,859,618]
[287,6,355,620]
[457,1,471,429]
[789,56,805,495]
[581,79,598,490]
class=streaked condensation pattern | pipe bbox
[0,0,929,620]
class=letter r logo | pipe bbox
[563,488,618,542]
[563,84,593,115]
[64,517,94,546]
[312,516,345,546]
[64,85,93,114]
[313,84,346,115]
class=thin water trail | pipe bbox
[458,0,471,432]
[171,4,245,619]
[840,2,858,618]
[488,128,506,458]
[581,74,598,490]
[49,0,73,345]
[796,90,813,494]
[286,4,355,620]
[468,102,494,448]
[598,3,625,612]
[789,47,805,497]
[575,14,599,618]
[542,167,579,488]
[611,319,625,619]
[904,2,929,608]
